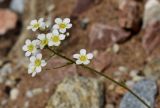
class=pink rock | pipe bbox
[143,21,160,53]
[41,56,77,87]
[0,9,18,35]
[89,23,130,50]
[71,0,101,18]
[118,0,142,32]
[92,51,112,72]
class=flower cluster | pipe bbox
[23,17,93,77]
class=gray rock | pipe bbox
[10,0,25,13]
[143,0,160,28]
[120,79,157,108]
[46,76,104,108]
[143,59,160,80]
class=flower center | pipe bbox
[27,44,34,52]
[59,23,66,29]
[41,39,48,46]
[33,23,40,28]
[80,55,87,61]
[35,59,41,67]
[52,36,60,42]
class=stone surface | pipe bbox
[89,23,130,50]
[92,51,112,72]
[142,21,160,53]
[10,0,25,13]
[143,58,160,80]
[120,79,157,108]
[71,0,101,18]
[0,9,18,35]
[118,0,142,32]
[143,0,160,28]
[46,76,104,108]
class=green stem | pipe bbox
[47,47,151,108]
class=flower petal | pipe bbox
[87,53,93,59]
[59,34,65,40]
[55,18,62,24]
[31,20,37,25]
[32,28,38,31]
[36,67,42,73]
[41,60,47,67]
[52,24,59,29]
[73,54,80,59]
[32,72,37,77]
[30,56,36,62]
[36,53,42,59]
[26,39,31,45]
[59,29,66,33]
[76,60,82,65]
[52,29,59,35]
[80,49,86,55]
[83,60,90,65]
[25,51,31,57]
[38,18,44,23]
[22,45,28,51]
[48,41,54,46]
[63,18,70,24]
[46,33,52,39]
[38,34,45,40]
[53,41,61,46]
[66,24,72,29]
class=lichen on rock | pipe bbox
[46,76,104,108]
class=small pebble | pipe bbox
[1,99,7,106]
[24,101,29,108]
[118,66,128,73]
[32,88,43,95]
[130,70,139,78]
[106,104,114,108]
[0,76,5,83]
[132,76,144,82]
[125,80,135,87]
[47,4,55,12]
[112,44,120,53]
[26,90,33,98]
[10,88,19,100]
[80,17,90,30]
[108,84,115,91]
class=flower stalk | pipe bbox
[47,47,151,108]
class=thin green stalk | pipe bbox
[47,47,151,108]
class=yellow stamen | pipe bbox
[80,55,87,62]
[35,59,41,67]
[52,36,60,42]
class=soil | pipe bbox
[0,0,159,108]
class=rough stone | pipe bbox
[120,79,157,108]
[142,21,160,53]
[0,9,18,35]
[143,58,160,80]
[118,0,142,32]
[143,0,160,28]
[10,0,25,14]
[10,88,19,100]
[71,0,102,18]
[46,76,104,108]
[89,23,130,50]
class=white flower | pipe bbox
[28,53,47,77]
[22,39,38,57]
[37,34,49,49]
[47,29,65,46]
[73,49,93,65]
[27,18,46,31]
[53,18,72,33]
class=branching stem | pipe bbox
[47,47,151,108]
